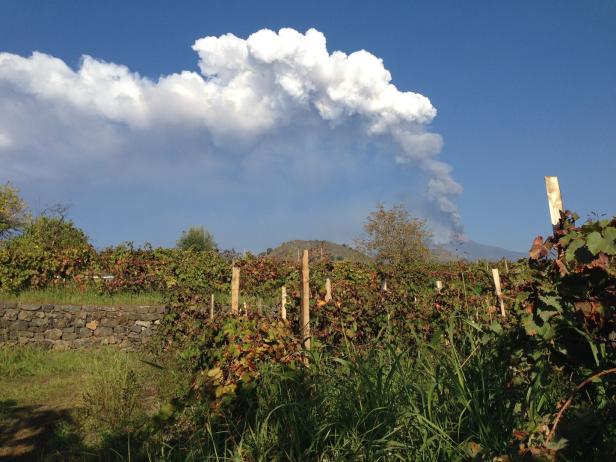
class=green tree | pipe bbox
[355,203,432,265]
[23,215,90,252]
[177,226,217,252]
[0,208,91,293]
[0,182,30,239]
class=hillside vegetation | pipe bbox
[265,239,371,262]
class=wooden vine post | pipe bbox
[281,286,287,320]
[324,278,332,302]
[435,280,443,293]
[300,250,311,352]
[210,294,214,320]
[231,266,240,315]
[492,268,506,317]
[545,176,564,233]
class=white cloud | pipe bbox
[0,27,462,239]
[0,131,12,150]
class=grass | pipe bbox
[4,328,512,461]
[0,329,613,460]
[154,321,530,461]
[0,286,166,306]
[0,345,183,461]
[0,323,613,460]
[155,321,614,461]
[0,287,281,312]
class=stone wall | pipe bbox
[0,301,166,350]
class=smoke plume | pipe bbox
[0,27,462,239]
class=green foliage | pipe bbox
[523,212,616,372]
[0,239,49,292]
[176,226,217,252]
[355,203,432,265]
[148,211,615,460]
[507,212,616,456]
[151,323,562,461]
[177,315,300,409]
[23,215,89,252]
[0,215,93,293]
[82,245,229,302]
[0,182,29,239]
[0,203,614,460]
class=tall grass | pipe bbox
[160,319,549,461]
[1,329,608,460]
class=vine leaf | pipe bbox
[603,226,616,243]
[538,294,562,310]
[586,231,616,255]
[565,239,585,262]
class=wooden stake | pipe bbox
[210,293,214,320]
[231,267,240,315]
[504,259,509,274]
[243,301,248,316]
[257,298,263,316]
[301,250,310,352]
[545,176,564,231]
[324,278,332,302]
[435,280,443,293]
[381,278,388,292]
[492,268,506,317]
[281,286,287,320]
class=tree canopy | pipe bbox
[355,203,432,265]
[177,226,217,252]
[22,215,90,252]
[0,182,30,239]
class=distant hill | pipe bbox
[439,238,527,261]
[265,238,526,264]
[430,245,461,263]
[264,240,371,262]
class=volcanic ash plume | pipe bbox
[0,27,462,237]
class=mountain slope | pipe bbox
[265,238,526,263]
[441,239,527,261]
[264,240,371,262]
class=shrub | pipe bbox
[0,215,94,293]
[177,226,217,252]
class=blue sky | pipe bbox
[1,0,614,252]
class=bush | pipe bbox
[177,226,217,252]
[0,217,93,293]
[22,215,90,252]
